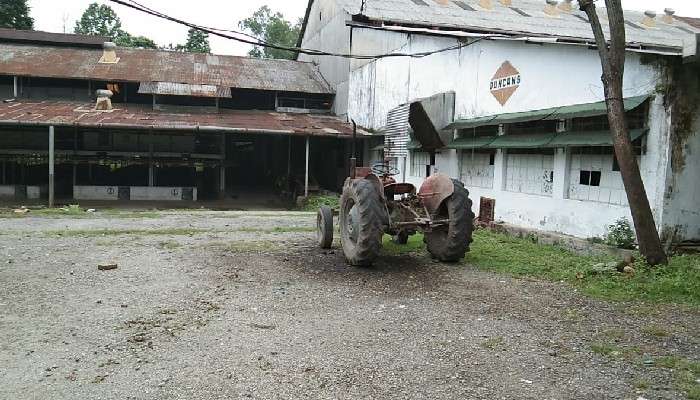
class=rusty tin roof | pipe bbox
[0,100,368,138]
[0,43,333,94]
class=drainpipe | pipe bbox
[304,136,310,198]
[48,125,55,208]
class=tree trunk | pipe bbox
[579,0,667,265]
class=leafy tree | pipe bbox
[239,6,301,60]
[176,28,211,53]
[74,3,124,38]
[116,34,157,49]
[74,3,157,50]
[0,0,34,30]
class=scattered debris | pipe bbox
[13,207,29,214]
[87,209,97,213]
[97,263,118,271]
[249,323,276,330]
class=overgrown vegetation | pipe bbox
[604,218,637,249]
[382,229,699,306]
[0,206,159,219]
[300,194,340,212]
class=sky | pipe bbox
[28,0,700,56]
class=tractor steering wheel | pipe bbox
[371,163,400,177]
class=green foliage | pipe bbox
[0,0,33,30]
[654,356,700,399]
[176,28,210,53]
[115,34,157,49]
[74,3,124,38]
[74,3,157,49]
[301,194,339,212]
[604,217,636,249]
[239,6,301,60]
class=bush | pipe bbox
[604,218,636,250]
[300,194,339,212]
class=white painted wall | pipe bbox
[74,186,119,200]
[342,30,681,239]
[0,185,16,198]
[130,187,197,201]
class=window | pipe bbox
[410,151,430,178]
[458,125,498,138]
[505,149,554,196]
[508,120,558,135]
[568,147,631,205]
[571,102,648,132]
[460,151,495,189]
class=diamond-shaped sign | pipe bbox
[489,61,521,106]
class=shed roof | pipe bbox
[301,0,699,56]
[0,42,333,94]
[0,28,109,48]
[0,100,365,138]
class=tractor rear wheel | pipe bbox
[424,179,474,262]
[339,179,384,266]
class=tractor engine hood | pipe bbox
[408,91,455,151]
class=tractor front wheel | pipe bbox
[339,179,384,266]
[424,180,474,262]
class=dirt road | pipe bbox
[0,211,697,399]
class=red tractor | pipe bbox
[317,161,474,266]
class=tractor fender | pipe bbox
[418,173,455,215]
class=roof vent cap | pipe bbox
[558,0,573,12]
[544,0,560,17]
[662,8,675,24]
[98,41,119,64]
[478,0,493,10]
[642,10,657,28]
[95,89,113,111]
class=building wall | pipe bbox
[341,30,687,239]
[298,0,352,116]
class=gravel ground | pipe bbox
[0,211,697,400]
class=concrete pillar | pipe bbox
[304,136,310,198]
[552,148,570,200]
[72,163,77,186]
[48,126,55,208]
[13,76,18,98]
[219,165,226,196]
[148,163,154,187]
[493,149,507,192]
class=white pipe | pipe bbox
[48,126,55,208]
[304,136,310,198]
[13,76,18,98]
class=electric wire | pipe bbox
[109,0,509,60]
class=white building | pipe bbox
[298,0,700,243]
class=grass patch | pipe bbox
[381,233,425,255]
[224,241,280,253]
[299,194,339,212]
[480,336,505,350]
[45,228,212,238]
[375,228,699,306]
[0,206,160,219]
[590,342,620,357]
[466,229,700,306]
[158,240,182,250]
[653,356,700,399]
[235,226,315,234]
[641,325,670,338]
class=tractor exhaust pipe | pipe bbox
[350,119,357,179]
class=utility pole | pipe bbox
[579,0,667,265]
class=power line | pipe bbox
[108,0,506,60]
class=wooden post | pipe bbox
[48,126,55,208]
[304,136,310,198]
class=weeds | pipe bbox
[45,228,211,238]
[300,194,339,212]
[653,356,700,399]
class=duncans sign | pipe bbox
[490,61,521,106]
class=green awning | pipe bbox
[547,129,648,147]
[485,133,558,149]
[447,95,649,130]
[447,136,497,149]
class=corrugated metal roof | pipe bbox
[0,100,367,138]
[0,28,109,48]
[0,43,333,94]
[383,103,410,157]
[334,0,699,54]
[138,82,232,98]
